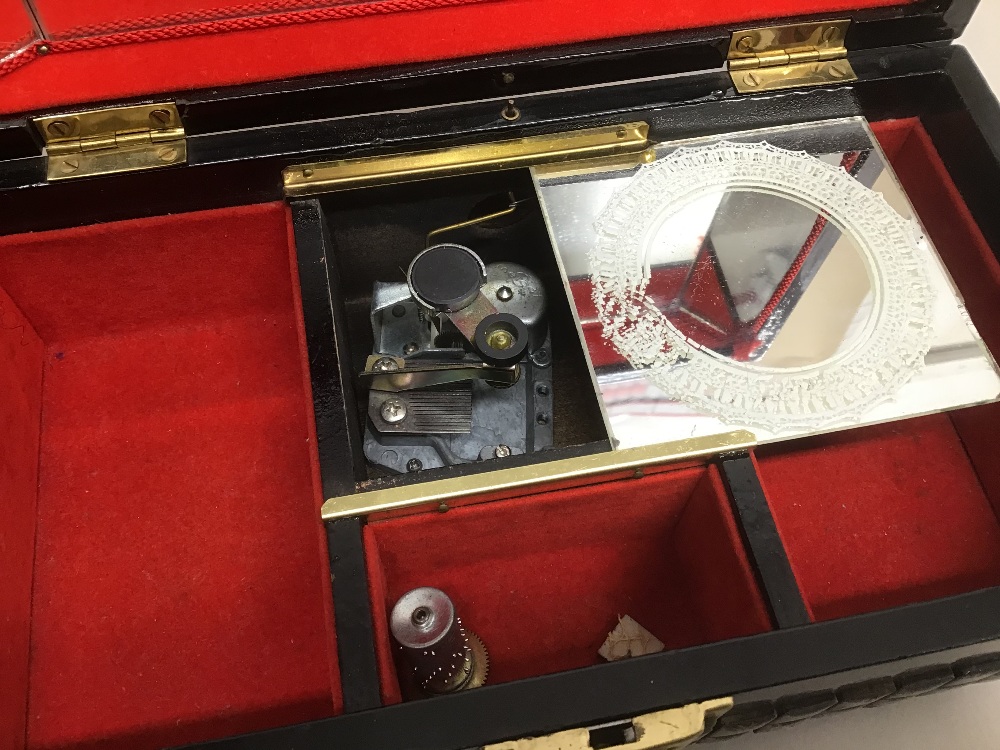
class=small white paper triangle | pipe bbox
[598,615,665,661]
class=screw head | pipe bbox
[736,35,756,53]
[822,26,839,43]
[303,168,315,178]
[381,397,407,424]
[530,348,552,367]
[535,382,550,397]
[501,100,521,122]
[411,606,433,628]
[743,72,762,88]
[403,342,419,355]
[157,146,179,163]
[829,64,849,80]
[373,357,400,372]
[60,158,80,174]
[407,458,423,473]
[501,71,515,85]
[149,109,172,127]
[496,285,514,302]
[494,444,512,459]
[47,120,72,137]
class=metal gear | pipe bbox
[390,587,489,696]
[465,629,490,690]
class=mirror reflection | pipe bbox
[646,188,874,369]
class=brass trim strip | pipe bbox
[321,430,755,520]
[283,122,650,196]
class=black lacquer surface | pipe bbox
[721,456,812,629]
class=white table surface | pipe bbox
[725,5,1000,747]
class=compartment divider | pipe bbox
[290,198,366,491]
[326,518,383,713]
[720,454,811,629]
[291,199,382,711]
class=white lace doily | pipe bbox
[590,141,936,432]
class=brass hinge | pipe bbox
[33,103,187,180]
[484,698,734,750]
[728,20,856,94]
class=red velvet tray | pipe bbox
[0,205,342,749]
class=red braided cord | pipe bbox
[750,151,860,334]
[49,0,491,51]
[58,0,370,38]
[1,33,37,58]
[0,44,39,78]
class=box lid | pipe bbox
[0,0,970,117]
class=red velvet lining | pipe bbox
[364,466,772,703]
[755,119,1000,622]
[0,204,341,749]
[756,417,1000,621]
[0,289,44,750]
[885,123,1000,526]
[0,0,35,57]
[1,0,911,116]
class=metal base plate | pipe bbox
[364,336,553,473]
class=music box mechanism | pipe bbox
[361,196,553,474]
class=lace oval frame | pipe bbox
[590,141,936,432]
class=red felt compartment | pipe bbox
[0,0,914,116]
[754,119,1000,623]
[0,204,342,749]
[364,465,772,703]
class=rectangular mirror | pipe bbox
[532,117,1000,448]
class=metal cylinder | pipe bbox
[407,244,487,313]
[483,262,548,352]
[390,587,489,695]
